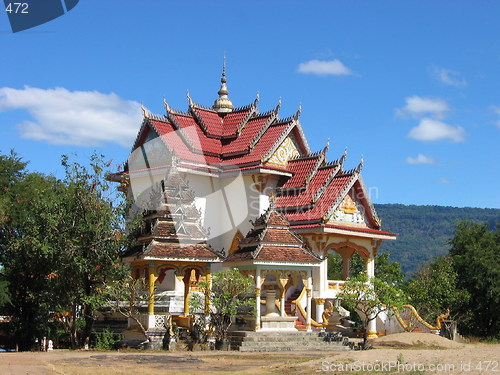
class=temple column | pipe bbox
[205,271,211,313]
[306,270,312,332]
[280,289,286,317]
[255,269,261,330]
[342,255,350,280]
[182,270,192,315]
[366,252,377,338]
[147,261,157,329]
[366,252,375,278]
[314,298,326,324]
[367,314,378,338]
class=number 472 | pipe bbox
[6,3,29,14]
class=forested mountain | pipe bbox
[374,204,500,276]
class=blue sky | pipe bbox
[0,1,499,208]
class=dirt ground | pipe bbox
[0,333,498,375]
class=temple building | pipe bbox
[114,63,396,340]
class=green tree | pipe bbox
[0,274,10,311]
[0,151,132,350]
[405,256,465,322]
[190,269,255,347]
[448,221,499,338]
[53,154,129,348]
[327,251,404,286]
[338,272,406,348]
[0,171,67,350]
[104,275,156,344]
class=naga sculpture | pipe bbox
[392,305,450,331]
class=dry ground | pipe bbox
[0,333,498,375]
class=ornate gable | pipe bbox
[265,134,301,168]
[327,193,369,226]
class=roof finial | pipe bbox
[187,90,194,107]
[323,138,330,153]
[356,155,364,172]
[294,103,302,120]
[254,91,260,106]
[163,98,171,114]
[213,54,234,114]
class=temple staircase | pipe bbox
[227,331,351,352]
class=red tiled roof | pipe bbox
[284,174,354,222]
[170,113,221,154]
[144,242,219,259]
[280,155,321,189]
[221,116,270,154]
[275,166,336,207]
[223,122,291,165]
[256,246,319,262]
[222,108,253,137]
[192,108,223,137]
[254,210,290,227]
[290,223,396,237]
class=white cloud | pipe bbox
[439,177,452,184]
[492,106,500,128]
[297,59,352,76]
[396,96,449,118]
[432,66,467,87]
[408,118,466,142]
[406,153,436,164]
[0,86,142,147]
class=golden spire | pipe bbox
[213,55,234,114]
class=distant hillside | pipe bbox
[374,204,500,276]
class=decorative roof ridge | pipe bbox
[261,119,297,162]
[291,118,311,154]
[231,96,257,112]
[252,98,281,119]
[188,104,211,136]
[235,102,259,135]
[312,163,344,203]
[356,174,382,227]
[163,109,199,152]
[130,117,151,152]
[322,172,360,222]
[340,156,363,175]
[323,147,348,168]
[251,243,263,259]
[305,150,327,185]
[249,104,280,150]
[276,104,302,124]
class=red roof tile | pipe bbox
[284,174,353,222]
[222,108,253,137]
[222,116,270,154]
[275,166,336,207]
[281,155,321,189]
[192,108,223,137]
[144,242,219,259]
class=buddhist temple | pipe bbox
[112,62,396,342]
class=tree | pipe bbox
[52,154,129,348]
[327,251,404,286]
[190,269,255,348]
[448,221,499,338]
[338,272,406,348]
[404,256,465,322]
[0,151,132,350]
[104,275,156,345]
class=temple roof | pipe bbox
[120,82,394,239]
[225,205,321,264]
[132,94,310,174]
[123,164,222,262]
